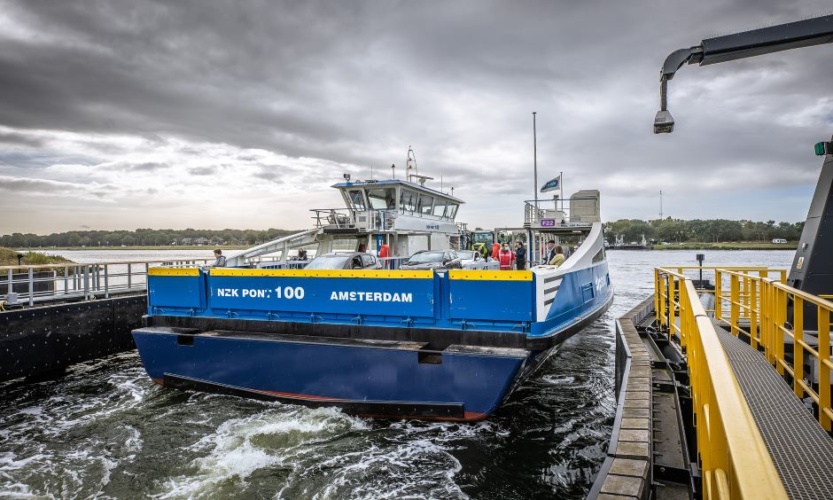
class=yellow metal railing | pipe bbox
[716,269,833,431]
[655,267,788,500]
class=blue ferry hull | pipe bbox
[133,247,612,420]
[133,329,529,420]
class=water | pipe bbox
[0,249,794,499]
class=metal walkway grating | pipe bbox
[713,321,833,500]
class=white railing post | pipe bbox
[27,268,34,306]
[83,265,90,299]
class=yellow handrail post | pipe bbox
[742,274,750,324]
[762,279,773,365]
[715,269,723,320]
[775,286,786,376]
[819,307,831,431]
[750,279,759,351]
[794,296,805,399]
[730,275,740,338]
[669,274,677,341]
[655,269,662,329]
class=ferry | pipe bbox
[132,152,613,421]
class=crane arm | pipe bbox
[655,15,833,133]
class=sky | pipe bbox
[1,1,831,236]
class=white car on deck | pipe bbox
[457,249,499,270]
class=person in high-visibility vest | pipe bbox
[473,242,489,260]
[379,243,390,268]
[491,241,501,260]
[498,243,515,270]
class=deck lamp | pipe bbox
[16,253,23,266]
[696,253,705,286]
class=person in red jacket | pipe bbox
[379,243,390,268]
[498,243,515,270]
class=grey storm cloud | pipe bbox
[188,166,220,176]
[0,175,91,195]
[127,162,168,173]
[1,0,832,234]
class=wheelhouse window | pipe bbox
[446,203,459,220]
[367,188,396,210]
[432,198,447,218]
[418,194,434,216]
[347,190,366,211]
[400,189,418,213]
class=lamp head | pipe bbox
[654,110,675,134]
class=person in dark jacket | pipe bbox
[212,249,226,267]
[515,241,526,270]
[545,240,557,265]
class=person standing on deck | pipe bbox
[379,243,390,268]
[549,245,566,267]
[515,241,526,270]
[544,240,557,265]
[474,241,489,260]
[212,249,226,267]
[498,243,515,270]
[491,241,501,260]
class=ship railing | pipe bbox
[653,266,781,316]
[311,208,399,231]
[654,267,788,499]
[0,259,210,307]
[716,269,833,432]
[312,208,353,228]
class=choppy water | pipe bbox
[0,249,794,499]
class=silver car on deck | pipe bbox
[305,252,382,270]
[399,250,462,271]
[457,249,499,270]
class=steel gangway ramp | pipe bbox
[713,320,833,500]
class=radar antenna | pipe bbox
[406,146,434,186]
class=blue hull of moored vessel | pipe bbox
[133,258,612,420]
[132,329,528,420]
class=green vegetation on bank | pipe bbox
[0,248,74,267]
[604,218,803,246]
[651,242,797,250]
[0,228,300,249]
[2,217,804,250]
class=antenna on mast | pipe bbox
[406,146,433,186]
[406,146,418,181]
[660,189,663,219]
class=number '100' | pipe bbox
[274,286,305,299]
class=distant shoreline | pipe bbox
[649,243,797,251]
[17,245,249,252]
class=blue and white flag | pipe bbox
[540,175,561,193]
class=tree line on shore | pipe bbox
[0,228,299,249]
[1,217,804,249]
[603,218,804,244]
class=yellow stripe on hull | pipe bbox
[148,267,201,277]
[209,268,434,279]
[448,270,533,281]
